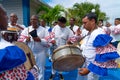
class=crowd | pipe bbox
[0,3,120,80]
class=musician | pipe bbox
[0,4,34,80]
[76,13,120,80]
[44,16,75,79]
[18,15,49,80]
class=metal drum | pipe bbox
[52,45,85,71]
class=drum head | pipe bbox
[13,41,36,70]
[53,54,85,71]
[52,45,85,71]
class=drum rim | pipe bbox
[13,41,36,70]
[53,45,80,54]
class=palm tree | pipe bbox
[67,2,107,26]
[36,5,65,26]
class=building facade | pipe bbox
[0,0,50,27]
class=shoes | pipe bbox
[50,73,64,79]
[59,74,63,79]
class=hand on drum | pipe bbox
[78,68,90,76]
[26,37,31,42]
[66,39,73,45]
[50,39,56,45]
[33,37,41,42]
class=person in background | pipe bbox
[18,15,49,80]
[7,13,26,42]
[98,19,104,28]
[8,13,25,31]
[103,22,111,35]
[76,12,119,80]
[52,21,58,27]
[110,18,120,48]
[0,4,34,80]
[69,17,81,36]
[40,19,49,30]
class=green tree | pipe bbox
[37,5,65,26]
[67,2,107,26]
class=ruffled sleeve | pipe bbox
[88,34,120,76]
[93,34,113,47]
[0,46,26,73]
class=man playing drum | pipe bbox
[45,16,78,79]
[0,4,34,80]
[76,12,120,80]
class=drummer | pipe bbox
[45,16,76,79]
[76,12,120,80]
[0,4,34,80]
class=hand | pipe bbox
[33,37,41,42]
[26,37,31,42]
[50,40,56,44]
[66,39,73,44]
[78,68,90,76]
[75,28,81,36]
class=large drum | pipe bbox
[13,41,36,70]
[52,45,85,71]
[13,41,39,79]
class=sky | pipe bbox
[43,0,120,25]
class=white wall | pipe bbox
[1,0,23,24]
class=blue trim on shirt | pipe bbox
[88,63,107,76]
[95,52,120,62]
[0,46,26,73]
[93,34,112,47]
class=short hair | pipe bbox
[70,17,76,21]
[99,19,103,23]
[84,12,97,23]
[58,16,67,23]
[115,18,120,21]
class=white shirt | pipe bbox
[8,23,26,29]
[81,28,105,62]
[20,25,48,53]
[110,24,120,42]
[52,25,74,47]
[68,25,79,34]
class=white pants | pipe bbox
[34,51,47,80]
